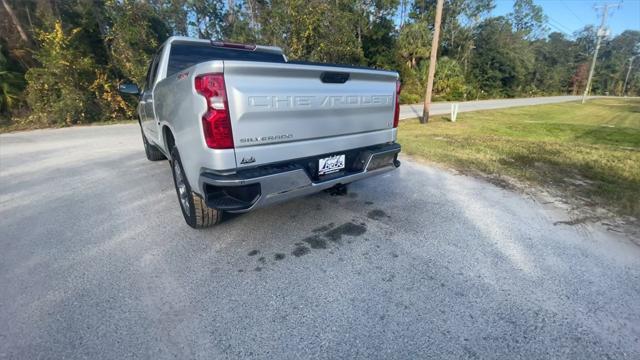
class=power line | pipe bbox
[548,17,571,32]
[544,14,576,38]
[560,0,586,24]
[547,22,573,38]
[547,16,575,37]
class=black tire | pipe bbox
[140,126,166,161]
[170,146,222,228]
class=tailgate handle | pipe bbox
[321,72,350,84]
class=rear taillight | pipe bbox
[393,79,401,128]
[195,73,234,149]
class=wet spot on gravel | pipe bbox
[254,267,262,272]
[324,222,367,242]
[248,250,259,256]
[348,192,358,198]
[365,201,374,205]
[292,245,311,257]
[313,223,335,233]
[293,221,366,257]
[274,253,285,261]
[367,209,389,220]
[258,256,266,264]
[304,235,328,249]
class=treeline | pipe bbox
[1,0,639,127]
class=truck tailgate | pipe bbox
[223,61,398,160]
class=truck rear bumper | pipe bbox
[198,143,401,212]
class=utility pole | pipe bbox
[582,3,620,104]
[622,55,636,97]
[421,0,444,124]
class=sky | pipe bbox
[493,0,640,37]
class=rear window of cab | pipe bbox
[167,43,286,76]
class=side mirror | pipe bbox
[118,83,140,95]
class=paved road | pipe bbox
[400,95,585,120]
[1,124,639,359]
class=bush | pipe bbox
[433,57,467,101]
[397,57,468,104]
[24,22,99,126]
[90,70,134,121]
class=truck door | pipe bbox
[141,53,161,140]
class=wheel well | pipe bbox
[163,126,175,153]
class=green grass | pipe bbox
[398,98,640,218]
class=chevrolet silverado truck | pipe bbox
[119,36,401,228]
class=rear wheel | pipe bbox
[170,146,222,228]
[140,126,166,161]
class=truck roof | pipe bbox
[161,36,397,75]
[160,36,284,57]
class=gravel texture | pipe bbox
[1,124,639,359]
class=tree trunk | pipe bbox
[1,0,29,43]
[246,0,259,39]
[227,0,235,30]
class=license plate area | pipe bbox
[318,154,345,176]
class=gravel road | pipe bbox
[1,124,639,359]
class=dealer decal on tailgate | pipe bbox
[318,155,346,175]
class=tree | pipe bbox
[260,0,363,64]
[397,19,431,68]
[531,32,575,94]
[150,0,189,36]
[470,16,534,97]
[598,30,640,95]
[355,0,399,69]
[186,0,226,39]
[509,0,547,40]
[25,21,98,125]
[222,0,258,43]
[105,0,169,85]
[1,0,30,43]
[0,43,25,121]
[433,57,466,100]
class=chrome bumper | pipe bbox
[199,143,401,212]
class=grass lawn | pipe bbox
[398,98,640,218]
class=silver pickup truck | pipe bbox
[119,36,401,228]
